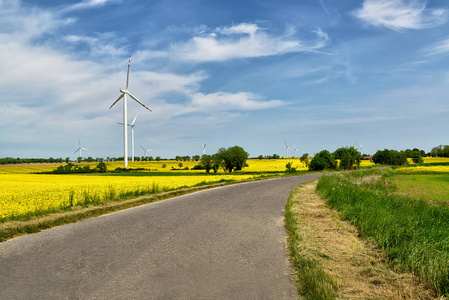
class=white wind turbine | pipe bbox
[118,113,139,162]
[284,139,289,158]
[141,145,152,157]
[109,56,151,167]
[73,139,89,161]
[202,143,207,155]
[293,145,298,157]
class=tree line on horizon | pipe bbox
[1,144,447,166]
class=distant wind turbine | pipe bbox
[73,139,89,161]
[293,145,297,157]
[285,139,289,158]
[118,113,139,162]
[202,143,207,155]
[141,145,152,157]
[109,56,151,168]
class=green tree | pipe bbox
[200,154,213,173]
[372,149,407,166]
[334,146,360,170]
[309,150,337,171]
[95,162,108,173]
[285,162,297,172]
[411,149,424,163]
[215,146,249,172]
[300,153,309,167]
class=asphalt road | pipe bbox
[0,174,322,300]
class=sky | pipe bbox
[1,0,448,159]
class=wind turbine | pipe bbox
[284,139,289,158]
[73,139,89,161]
[141,145,152,157]
[118,113,139,162]
[293,145,298,157]
[109,56,151,168]
[202,143,207,155]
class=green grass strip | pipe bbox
[285,186,338,300]
[316,169,449,296]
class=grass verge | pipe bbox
[285,184,338,299]
[316,169,449,297]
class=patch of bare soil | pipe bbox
[294,181,438,299]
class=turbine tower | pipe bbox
[109,56,151,167]
[73,139,89,161]
[118,113,139,162]
[141,146,152,157]
[202,143,207,155]
[284,139,289,158]
[293,145,297,157]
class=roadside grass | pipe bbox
[316,169,449,297]
[285,185,338,299]
[285,180,435,299]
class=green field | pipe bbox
[390,174,449,204]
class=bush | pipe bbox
[334,146,360,170]
[373,149,407,166]
[285,162,297,172]
[309,150,337,171]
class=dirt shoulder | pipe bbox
[290,180,437,299]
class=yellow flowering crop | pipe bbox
[396,166,449,174]
[0,173,258,221]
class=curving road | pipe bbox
[0,174,322,300]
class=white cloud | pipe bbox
[0,0,75,39]
[190,92,287,111]
[353,0,447,31]
[169,23,330,62]
[62,0,117,12]
[64,34,128,57]
[425,38,449,55]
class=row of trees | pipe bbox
[430,145,449,157]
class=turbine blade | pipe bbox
[109,94,124,109]
[74,147,81,154]
[131,113,139,126]
[117,122,124,125]
[127,91,151,111]
[141,145,146,151]
[126,56,131,90]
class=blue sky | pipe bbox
[1,0,448,159]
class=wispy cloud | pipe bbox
[64,34,127,57]
[190,92,287,112]
[353,0,447,32]
[425,38,449,55]
[169,23,330,62]
[62,0,117,12]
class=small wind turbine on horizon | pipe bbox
[73,139,89,160]
[109,56,151,168]
[118,113,139,162]
[293,145,298,157]
[202,143,207,155]
[141,145,152,157]
[284,139,289,158]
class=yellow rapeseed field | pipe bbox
[0,173,259,221]
[396,166,449,174]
